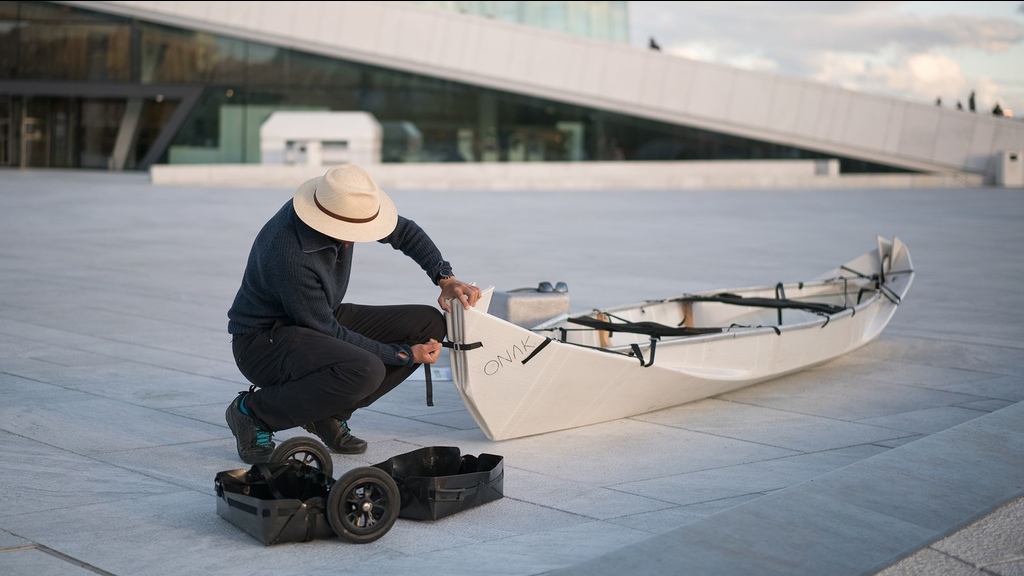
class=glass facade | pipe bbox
[0,1,908,174]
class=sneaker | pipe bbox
[302,417,368,454]
[225,391,276,464]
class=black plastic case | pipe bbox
[372,446,504,521]
[215,462,336,545]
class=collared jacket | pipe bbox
[227,200,453,366]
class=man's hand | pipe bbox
[438,277,482,313]
[409,338,443,364]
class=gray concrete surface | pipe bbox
[0,169,1021,576]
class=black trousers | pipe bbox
[231,303,446,432]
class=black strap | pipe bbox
[841,265,909,306]
[839,265,874,280]
[678,293,846,316]
[567,316,723,338]
[629,339,658,367]
[729,323,781,335]
[520,338,551,365]
[423,340,484,407]
[255,463,286,500]
[442,341,483,351]
[775,283,785,324]
[271,498,322,543]
[423,363,433,407]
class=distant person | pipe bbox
[969,91,976,112]
[993,103,1004,116]
[225,164,481,464]
[649,36,661,51]
[956,100,963,111]
[935,96,942,106]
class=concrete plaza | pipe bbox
[0,169,1022,575]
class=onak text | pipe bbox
[483,336,538,375]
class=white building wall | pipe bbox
[150,159,988,191]
[65,0,1024,178]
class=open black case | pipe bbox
[372,446,504,521]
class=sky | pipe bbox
[628,1,1024,118]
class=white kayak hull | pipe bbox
[446,236,914,441]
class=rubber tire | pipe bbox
[271,436,334,478]
[326,466,400,544]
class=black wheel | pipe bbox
[271,436,333,478]
[326,466,400,544]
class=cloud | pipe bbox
[810,50,970,103]
[630,1,1024,111]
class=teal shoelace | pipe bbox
[255,427,273,448]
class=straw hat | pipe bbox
[293,164,398,242]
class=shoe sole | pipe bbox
[301,424,367,454]
[328,442,367,455]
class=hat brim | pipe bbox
[292,175,398,242]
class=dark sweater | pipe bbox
[227,200,453,366]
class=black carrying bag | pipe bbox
[215,460,336,545]
[372,446,503,521]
